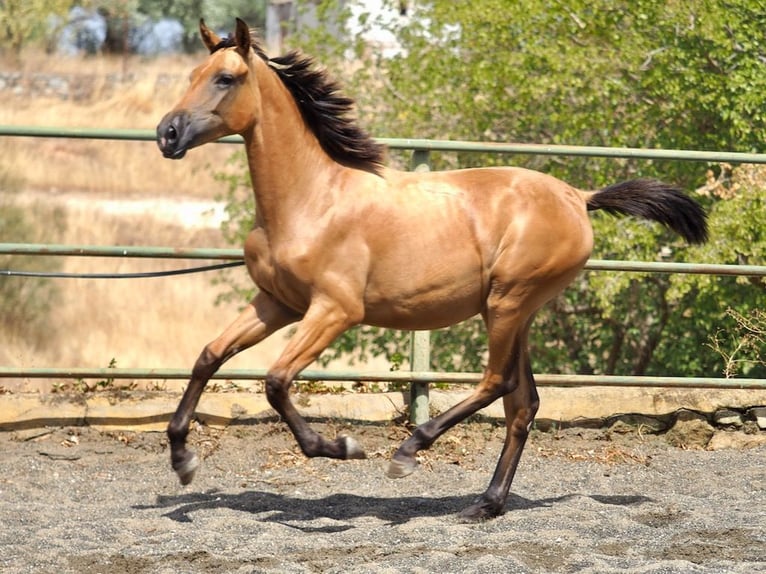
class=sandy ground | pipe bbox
[1,420,764,574]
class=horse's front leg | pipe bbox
[167,291,298,485]
[265,299,366,460]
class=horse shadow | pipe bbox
[134,489,652,531]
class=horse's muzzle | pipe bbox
[156,112,190,159]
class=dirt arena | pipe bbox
[1,419,764,574]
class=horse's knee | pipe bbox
[192,346,222,378]
[265,373,289,408]
[525,398,540,419]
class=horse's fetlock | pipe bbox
[412,425,436,449]
[167,420,188,442]
[299,437,321,458]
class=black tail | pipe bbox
[587,178,708,244]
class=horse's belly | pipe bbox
[362,264,484,330]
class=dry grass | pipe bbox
[0,52,277,390]
[0,51,233,197]
[1,195,290,392]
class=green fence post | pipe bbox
[409,149,432,425]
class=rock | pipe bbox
[608,414,667,434]
[665,417,714,449]
[12,428,54,442]
[713,408,744,428]
[742,421,760,435]
[674,409,708,423]
[707,430,766,450]
[748,406,766,430]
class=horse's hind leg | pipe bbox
[387,301,531,484]
[459,347,538,521]
[167,291,298,485]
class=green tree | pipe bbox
[135,0,267,52]
[0,0,73,57]
[369,0,766,185]
[84,0,267,54]
[674,164,766,377]
[214,0,766,377]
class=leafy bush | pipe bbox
[210,0,766,377]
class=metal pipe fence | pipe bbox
[2,126,765,424]
[2,243,766,277]
[4,124,766,164]
[1,367,765,390]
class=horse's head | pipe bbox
[157,18,259,159]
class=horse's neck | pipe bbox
[244,60,338,230]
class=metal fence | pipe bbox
[2,126,765,424]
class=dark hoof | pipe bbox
[458,497,505,522]
[386,456,418,479]
[172,452,199,485]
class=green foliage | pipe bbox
[369,0,766,188]
[684,164,766,272]
[710,308,766,378]
[135,0,267,52]
[673,164,766,377]
[0,0,73,55]
[210,149,256,307]
[636,1,766,154]
[212,0,766,377]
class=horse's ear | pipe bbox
[199,19,220,53]
[234,17,251,58]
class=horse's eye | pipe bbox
[216,74,235,88]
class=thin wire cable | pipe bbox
[0,260,245,279]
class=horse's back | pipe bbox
[384,165,586,218]
[356,166,593,328]
[383,165,593,269]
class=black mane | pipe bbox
[213,34,386,175]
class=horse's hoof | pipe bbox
[174,453,199,485]
[343,436,367,460]
[458,498,504,523]
[386,456,417,479]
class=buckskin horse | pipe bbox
[157,18,707,521]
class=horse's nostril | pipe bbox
[157,113,189,158]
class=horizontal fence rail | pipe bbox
[1,367,765,390]
[4,124,766,164]
[2,125,765,424]
[0,244,244,260]
[2,248,765,391]
[2,243,766,278]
